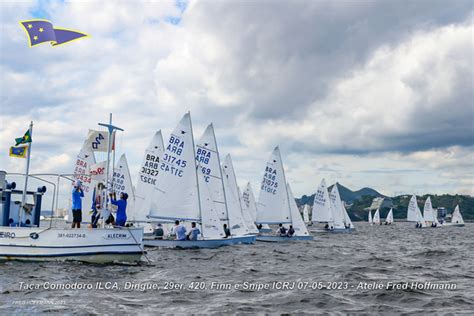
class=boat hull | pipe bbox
[256,235,313,242]
[144,235,256,249]
[443,223,465,227]
[312,227,355,233]
[0,227,144,264]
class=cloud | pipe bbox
[0,0,473,206]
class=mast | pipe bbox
[19,121,33,225]
[277,147,293,224]
[188,112,203,229]
[98,113,123,228]
[212,124,230,228]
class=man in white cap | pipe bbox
[71,180,84,228]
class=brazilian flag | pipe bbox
[15,129,32,145]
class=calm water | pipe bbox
[1,222,473,314]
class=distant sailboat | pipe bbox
[256,147,312,241]
[329,184,355,230]
[368,209,373,225]
[448,205,465,227]
[384,208,394,225]
[311,179,348,233]
[222,154,257,237]
[242,182,271,233]
[407,194,426,228]
[131,131,165,230]
[373,208,381,225]
[423,197,440,228]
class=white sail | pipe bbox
[195,124,227,221]
[239,186,259,234]
[112,154,135,213]
[312,179,333,223]
[286,183,310,237]
[303,205,310,223]
[70,143,96,223]
[451,205,464,224]
[343,204,354,228]
[256,147,291,224]
[197,164,225,239]
[242,182,258,223]
[407,195,420,222]
[149,113,200,221]
[385,208,393,224]
[195,124,226,238]
[373,208,381,224]
[423,197,435,223]
[222,154,251,236]
[329,184,346,228]
[132,130,164,222]
[368,209,373,224]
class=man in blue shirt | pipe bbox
[186,222,200,241]
[110,192,128,227]
[174,220,187,241]
[71,181,84,228]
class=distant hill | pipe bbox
[296,182,384,206]
[295,183,473,221]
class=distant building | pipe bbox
[437,207,447,219]
[368,197,393,210]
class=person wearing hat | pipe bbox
[71,180,84,228]
[109,192,128,227]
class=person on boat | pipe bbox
[187,222,201,241]
[110,192,128,227]
[287,225,295,237]
[324,223,329,230]
[223,223,231,238]
[174,220,187,241]
[71,180,84,228]
[257,223,263,230]
[154,223,164,239]
[278,223,287,237]
[90,182,105,228]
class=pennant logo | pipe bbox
[20,19,89,47]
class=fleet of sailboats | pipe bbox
[0,112,468,263]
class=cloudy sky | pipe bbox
[0,0,473,208]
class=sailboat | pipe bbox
[146,115,252,248]
[0,118,144,263]
[384,208,394,225]
[242,182,271,233]
[256,147,312,241]
[373,208,381,225]
[311,179,348,232]
[342,204,354,229]
[423,197,440,228]
[368,209,373,225]
[407,194,426,228]
[67,142,97,223]
[112,153,135,215]
[129,131,165,235]
[446,205,465,227]
[329,184,355,231]
[222,155,258,238]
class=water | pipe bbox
[1,223,473,313]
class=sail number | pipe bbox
[261,166,278,195]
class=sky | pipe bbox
[0,0,473,209]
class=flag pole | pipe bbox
[98,113,123,228]
[19,121,33,226]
